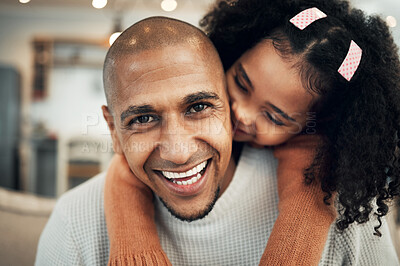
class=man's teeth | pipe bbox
[174,173,201,186]
[162,161,207,184]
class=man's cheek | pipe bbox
[122,142,151,177]
[199,116,232,159]
[125,153,154,187]
[199,112,231,138]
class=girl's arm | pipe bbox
[104,154,171,266]
[259,135,336,265]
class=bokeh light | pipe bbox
[161,0,177,12]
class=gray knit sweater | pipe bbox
[35,146,399,265]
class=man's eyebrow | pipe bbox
[238,63,253,89]
[268,103,297,122]
[182,91,220,106]
[120,105,156,123]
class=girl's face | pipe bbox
[226,40,317,147]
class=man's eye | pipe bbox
[187,103,208,114]
[131,115,156,124]
[234,75,249,93]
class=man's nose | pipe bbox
[231,101,254,126]
[158,115,198,165]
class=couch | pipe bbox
[0,187,55,266]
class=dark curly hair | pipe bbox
[200,0,400,236]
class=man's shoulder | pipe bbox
[55,172,106,218]
[321,218,399,265]
[59,172,105,202]
[53,172,107,231]
[37,172,109,265]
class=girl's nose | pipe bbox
[231,101,253,126]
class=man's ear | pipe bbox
[102,105,123,154]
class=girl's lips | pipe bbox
[232,118,254,137]
[234,127,251,137]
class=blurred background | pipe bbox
[0,0,399,265]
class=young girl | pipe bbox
[104,0,400,264]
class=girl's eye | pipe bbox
[187,103,209,114]
[234,75,249,93]
[265,112,285,126]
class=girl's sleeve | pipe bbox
[104,154,171,266]
[259,135,336,266]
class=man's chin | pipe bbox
[159,187,220,222]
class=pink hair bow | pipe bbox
[338,40,362,81]
[289,7,327,30]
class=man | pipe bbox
[101,16,233,223]
[36,17,398,265]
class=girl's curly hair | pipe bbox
[200,0,400,236]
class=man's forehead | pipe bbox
[111,44,224,107]
[115,44,207,75]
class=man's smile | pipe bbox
[160,160,208,185]
[155,159,212,196]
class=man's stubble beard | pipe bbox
[159,186,220,222]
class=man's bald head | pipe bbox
[103,16,224,111]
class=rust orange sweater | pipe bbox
[104,135,336,266]
[259,135,336,265]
